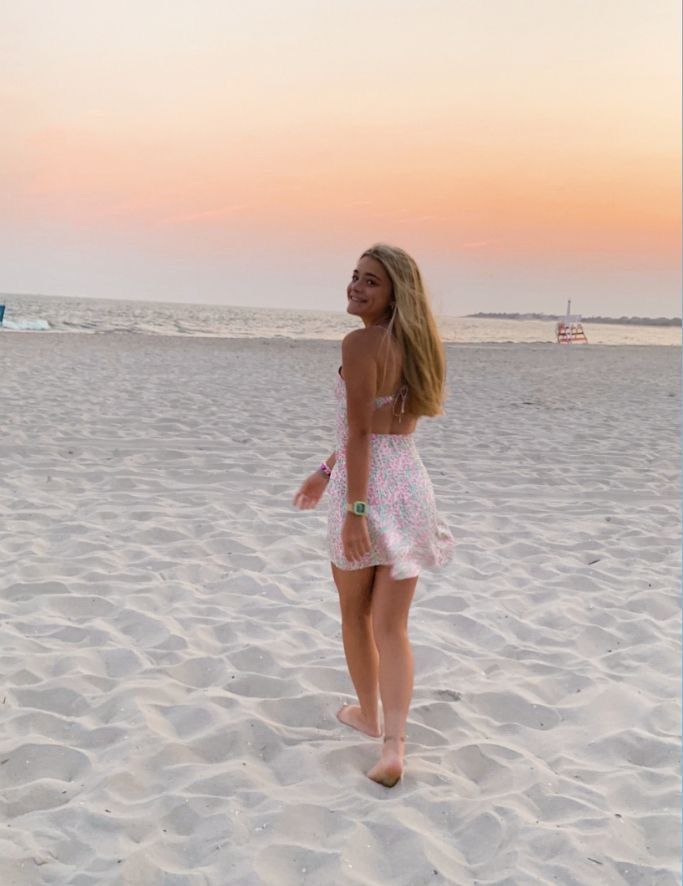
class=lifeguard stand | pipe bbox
[556,300,588,343]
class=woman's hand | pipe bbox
[292,471,329,510]
[342,513,372,562]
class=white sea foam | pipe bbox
[1,317,51,331]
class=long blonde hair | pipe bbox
[361,243,446,418]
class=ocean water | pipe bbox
[0,292,679,346]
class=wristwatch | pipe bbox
[346,501,368,516]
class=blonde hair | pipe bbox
[361,243,446,418]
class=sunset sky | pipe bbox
[2,0,680,317]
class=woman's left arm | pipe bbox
[341,331,376,559]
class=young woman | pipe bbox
[293,243,454,787]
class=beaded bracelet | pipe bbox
[319,461,332,479]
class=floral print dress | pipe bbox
[327,369,455,580]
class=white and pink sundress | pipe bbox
[327,369,455,580]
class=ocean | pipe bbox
[0,292,679,346]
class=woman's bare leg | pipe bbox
[331,563,382,737]
[367,566,418,786]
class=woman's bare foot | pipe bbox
[336,704,382,738]
[366,736,405,787]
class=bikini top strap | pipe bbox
[394,384,408,418]
[375,383,408,421]
[339,366,408,419]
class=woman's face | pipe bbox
[346,255,393,326]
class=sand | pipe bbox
[0,333,680,885]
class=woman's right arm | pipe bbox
[292,451,336,509]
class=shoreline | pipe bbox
[0,328,680,347]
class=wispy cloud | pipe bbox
[106,199,160,215]
[461,240,495,249]
[161,205,253,225]
[395,215,443,225]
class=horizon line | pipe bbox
[0,290,680,324]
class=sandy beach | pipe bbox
[0,333,680,885]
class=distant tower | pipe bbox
[556,299,588,343]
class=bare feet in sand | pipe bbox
[366,736,405,787]
[336,704,382,738]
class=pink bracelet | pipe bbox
[319,461,332,479]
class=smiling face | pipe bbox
[346,255,393,326]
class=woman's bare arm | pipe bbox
[341,329,378,504]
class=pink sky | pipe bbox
[2,0,680,316]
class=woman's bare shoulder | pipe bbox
[342,326,386,359]
[342,325,390,357]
